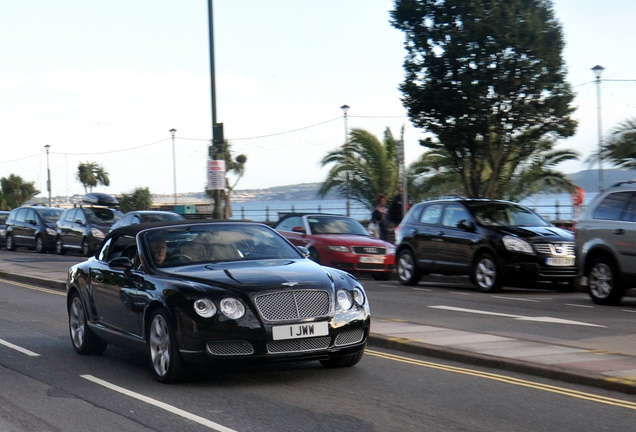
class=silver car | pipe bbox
[575,181,636,304]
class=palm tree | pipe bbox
[77,162,110,193]
[206,140,248,219]
[409,138,580,202]
[0,174,39,209]
[319,127,400,210]
[597,118,636,169]
[119,187,152,212]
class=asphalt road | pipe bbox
[2,278,636,431]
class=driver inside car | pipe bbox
[150,238,167,265]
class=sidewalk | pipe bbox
[1,255,636,394]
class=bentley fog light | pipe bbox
[502,235,534,254]
[220,297,245,319]
[337,289,353,310]
[194,298,217,318]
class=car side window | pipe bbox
[418,204,443,225]
[14,209,27,223]
[278,216,302,231]
[592,192,632,221]
[98,235,137,262]
[25,209,36,224]
[442,204,471,228]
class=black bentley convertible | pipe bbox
[66,220,370,383]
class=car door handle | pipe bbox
[614,229,625,235]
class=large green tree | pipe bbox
[391,0,577,198]
[319,127,401,210]
[77,162,110,193]
[118,187,152,213]
[0,174,39,209]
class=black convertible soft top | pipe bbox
[107,219,269,239]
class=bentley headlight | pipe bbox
[91,228,105,239]
[502,235,534,254]
[353,287,365,306]
[220,297,245,319]
[337,289,353,310]
[327,245,350,253]
[194,298,217,318]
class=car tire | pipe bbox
[35,235,45,253]
[55,237,66,255]
[587,255,624,305]
[81,238,91,256]
[397,249,421,286]
[308,248,321,265]
[471,253,502,293]
[148,308,183,384]
[320,350,364,368]
[69,292,107,355]
[5,234,15,251]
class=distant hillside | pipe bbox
[567,169,636,191]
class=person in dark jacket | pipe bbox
[371,194,389,240]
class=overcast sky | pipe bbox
[1,0,635,199]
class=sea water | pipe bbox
[227,193,597,222]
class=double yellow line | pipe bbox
[366,349,636,410]
[0,278,65,296]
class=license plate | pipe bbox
[272,321,329,340]
[359,256,384,264]
[546,257,574,266]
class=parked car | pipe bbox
[0,210,9,248]
[109,210,185,232]
[5,206,63,253]
[274,213,396,280]
[395,199,576,292]
[66,220,370,383]
[56,195,123,256]
[575,181,636,305]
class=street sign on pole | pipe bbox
[207,160,226,190]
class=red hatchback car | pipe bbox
[274,213,396,280]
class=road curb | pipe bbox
[0,271,66,291]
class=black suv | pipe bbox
[575,181,636,304]
[395,199,576,292]
[5,206,63,253]
[56,194,122,256]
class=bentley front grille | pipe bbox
[255,290,331,321]
[267,337,331,354]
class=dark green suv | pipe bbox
[576,181,636,304]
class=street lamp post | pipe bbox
[169,128,177,206]
[592,65,605,192]
[340,104,350,216]
[44,145,51,207]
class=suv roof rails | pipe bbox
[610,179,636,188]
